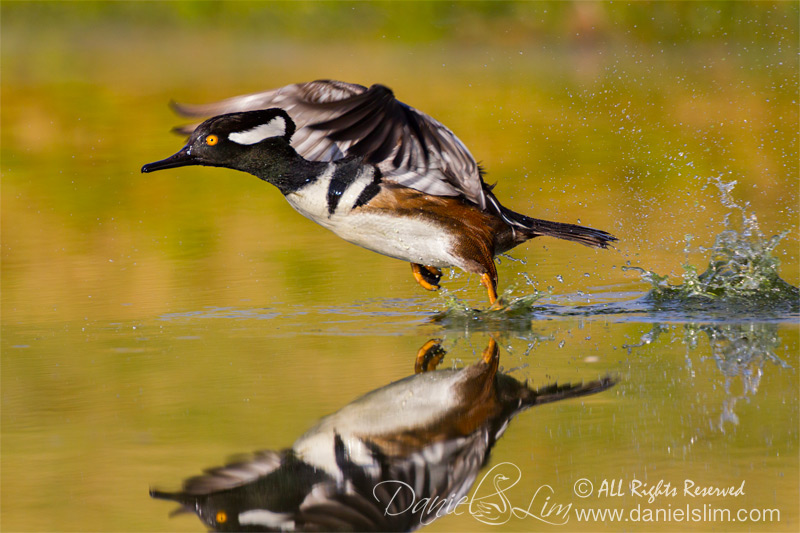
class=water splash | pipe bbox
[625,178,798,310]
[430,288,549,329]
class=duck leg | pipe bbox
[481,338,500,375]
[411,263,442,291]
[414,339,446,374]
[480,273,499,307]
[454,338,501,410]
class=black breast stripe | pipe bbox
[326,158,364,215]
[353,169,382,210]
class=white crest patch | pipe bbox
[238,509,293,528]
[228,116,286,145]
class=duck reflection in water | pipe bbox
[151,339,614,531]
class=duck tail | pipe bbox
[510,211,618,248]
[523,376,616,407]
[483,189,617,248]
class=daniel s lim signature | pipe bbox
[373,462,571,527]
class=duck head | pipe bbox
[141,108,296,175]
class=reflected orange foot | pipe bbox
[414,338,446,374]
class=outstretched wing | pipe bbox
[172,80,489,209]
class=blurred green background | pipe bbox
[2,2,798,532]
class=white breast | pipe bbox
[285,166,459,267]
[293,369,467,477]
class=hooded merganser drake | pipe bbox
[151,339,615,531]
[142,80,617,305]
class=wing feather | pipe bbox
[172,79,488,209]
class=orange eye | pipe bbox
[215,511,227,523]
[205,134,219,146]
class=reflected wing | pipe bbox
[149,449,285,506]
[173,79,489,208]
[294,432,490,531]
[150,434,488,531]
[180,449,284,494]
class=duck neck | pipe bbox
[237,140,329,195]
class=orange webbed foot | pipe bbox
[411,263,442,291]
